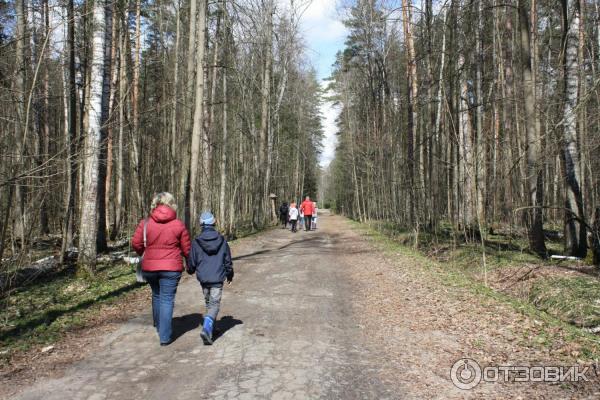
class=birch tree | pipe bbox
[78,0,111,272]
[561,0,587,257]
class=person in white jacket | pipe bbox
[288,203,299,233]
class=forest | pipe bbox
[326,0,600,265]
[0,0,323,274]
[1,0,600,303]
[3,1,600,396]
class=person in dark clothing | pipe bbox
[187,212,234,345]
[279,202,289,228]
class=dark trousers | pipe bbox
[280,214,287,228]
[290,219,298,232]
[304,215,312,231]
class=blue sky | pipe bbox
[298,0,348,81]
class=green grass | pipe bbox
[0,225,262,363]
[0,262,144,358]
[530,277,600,328]
[351,219,600,360]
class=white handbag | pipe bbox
[135,219,148,283]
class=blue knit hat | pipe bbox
[199,211,216,226]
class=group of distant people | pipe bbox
[278,196,318,233]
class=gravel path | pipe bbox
[10,212,599,399]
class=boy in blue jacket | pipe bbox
[187,212,234,345]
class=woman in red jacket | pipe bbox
[132,192,191,345]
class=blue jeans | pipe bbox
[142,271,182,343]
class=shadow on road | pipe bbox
[171,313,202,341]
[170,314,243,343]
[213,315,243,342]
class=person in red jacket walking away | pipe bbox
[132,192,191,346]
[300,196,315,231]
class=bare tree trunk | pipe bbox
[596,0,600,73]
[189,0,207,230]
[78,0,111,272]
[38,0,50,235]
[78,1,91,222]
[170,0,181,193]
[13,0,27,248]
[201,4,219,210]
[60,0,78,262]
[112,19,126,240]
[178,0,199,224]
[475,0,485,228]
[577,0,588,218]
[207,5,222,143]
[592,207,600,267]
[293,136,300,199]
[518,0,547,256]
[95,0,112,252]
[433,4,448,226]
[501,9,515,221]
[401,0,417,225]
[458,50,475,229]
[130,0,143,217]
[218,0,229,226]
[61,43,70,242]
[219,58,229,226]
[0,186,13,265]
[105,2,119,237]
[561,0,587,257]
[259,0,274,220]
[491,0,500,222]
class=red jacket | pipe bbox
[131,205,191,272]
[300,200,315,216]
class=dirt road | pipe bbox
[10,212,599,399]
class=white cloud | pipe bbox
[319,85,340,167]
[301,0,346,45]
[306,18,346,42]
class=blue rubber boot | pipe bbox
[200,316,214,345]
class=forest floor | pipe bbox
[3,211,600,399]
[370,220,600,333]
